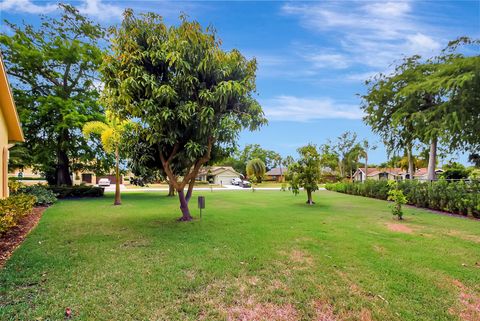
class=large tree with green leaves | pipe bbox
[102,11,266,220]
[0,4,109,185]
[239,144,280,172]
[287,144,321,205]
[219,144,280,176]
[329,131,359,178]
[363,38,479,181]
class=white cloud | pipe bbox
[77,0,123,22]
[303,53,350,69]
[262,95,363,122]
[345,71,379,82]
[363,1,411,17]
[0,0,124,21]
[282,1,442,69]
[0,0,57,14]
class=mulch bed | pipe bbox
[0,206,48,267]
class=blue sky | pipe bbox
[1,0,479,165]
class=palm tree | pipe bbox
[83,114,131,205]
[246,158,266,184]
[360,140,376,182]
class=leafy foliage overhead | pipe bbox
[0,4,111,185]
[362,37,480,155]
[101,10,266,219]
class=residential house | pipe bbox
[265,167,287,182]
[353,167,445,182]
[8,167,42,179]
[353,168,407,182]
[197,166,241,185]
[0,56,24,198]
[413,168,444,181]
[72,170,125,186]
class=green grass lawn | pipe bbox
[1,191,479,320]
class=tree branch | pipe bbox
[180,136,215,189]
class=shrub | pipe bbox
[0,194,36,234]
[20,185,57,206]
[7,180,23,194]
[387,181,407,220]
[45,185,104,198]
[326,180,480,218]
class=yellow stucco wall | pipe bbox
[0,107,8,198]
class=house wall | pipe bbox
[8,166,40,178]
[353,172,363,182]
[72,171,97,186]
[214,173,239,185]
[0,108,8,198]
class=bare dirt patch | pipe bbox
[386,223,413,234]
[0,206,47,267]
[227,299,298,321]
[373,244,387,255]
[446,230,480,244]
[289,249,313,267]
[191,276,299,321]
[313,301,337,321]
[449,279,480,321]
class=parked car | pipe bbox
[98,178,111,187]
[231,177,242,185]
[240,180,251,188]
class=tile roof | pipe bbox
[357,167,406,176]
[265,167,287,176]
[198,166,240,176]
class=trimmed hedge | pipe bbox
[9,176,46,181]
[325,179,480,218]
[46,185,104,199]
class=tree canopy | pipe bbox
[362,37,480,180]
[287,144,321,205]
[0,4,110,185]
[101,11,266,220]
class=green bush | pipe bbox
[326,179,480,218]
[387,181,407,220]
[7,180,23,194]
[20,185,57,206]
[45,185,104,199]
[0,194,36,234]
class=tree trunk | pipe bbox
[406,145,414,180]
[279,163,283,182]
[55,149,72,186]
[306,188,315,205]
[427,137,437,181]
[114,147,121,206]
[177,189,193,221]
[338,160,344,178]
[167,181,175,197]
[364,153,368,183]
